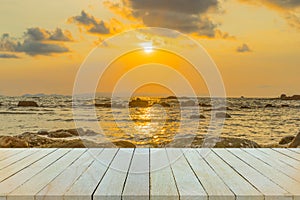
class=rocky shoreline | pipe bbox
[0,128,299,148]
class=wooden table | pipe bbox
[0,148,299,200]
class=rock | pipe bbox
[214,137,260,148]
[289,132,300,148]
[281,104,289,108]
[215,112,231,119]
[129,98,150,107]
[279,135,295,145]
[0,136,29,148]
[95,103,111,108]
[241,105,251,109]
[181,100,195,107]
[265,104,275,108]
[17,101,39,107]
[205,107,233,111]
[165,135,260,148]
[199,103,211,107]
[190,115,206,119]
[0,102,2,106]
[65,128,85,136]
[41,139,112,148]
[112,140,136,148]
[166,96,177,99]
[84,129,98,136]
[37,130,49,135]
[158,102,171,107]
[48,131,74,138]
[280,94,287,99]
[280,94,300,100]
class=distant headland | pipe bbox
[280,94,300,100]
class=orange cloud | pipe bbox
[103,0,234,39]
[238,0,300,30]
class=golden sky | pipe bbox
[0,0,299,97]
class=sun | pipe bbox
[144,45,153,54]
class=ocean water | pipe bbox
[0,95,299,146]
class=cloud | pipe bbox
[16,40,69,56]
[0,53,19,59]
[25,27,74,41]
[104,0,233,39]
[236,43,252,52]
[239,0,300,30]
[0,27,73,56]
[49,28,74,41]
[68,11,111,34]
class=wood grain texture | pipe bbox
[0,148,299,200]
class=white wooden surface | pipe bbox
[0,148,299,200]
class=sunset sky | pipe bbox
[0,0,299,97]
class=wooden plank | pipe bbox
[0,149,37,170]
[36,149,103,200]
[122,148,149,200]
[0,149,55,183]
[166,148,206,200]
[258,149,300,170]
[213,149,291,200]
[0,149,25,162]
[273,148,300,161]
[7,149,86,200]
[183,149,234,200]
[289,149,300,154]
[93,148,134,200]
[0,149,70,195]
[229,149,300,197]
[243,149,300,183]
[64,148,118,200]
[150,149,178,200]
[201,149,263,200]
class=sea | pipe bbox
[0,95,299,146]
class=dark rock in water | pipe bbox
[205,107,233,111]
[279,135,295,145]
[281,104,289,108]
[166,135,260,148]
[214,137,260,148]
[95,102,124,108]
[18,101,39,107]
[280,94,300,100]
[181,100,195,107]
[280,94,287,99]
[43,139,113,148]
[241,105,251,109]
[166,96,177,99]
[215,112,231,118]
[289,132,300,148]
[158,102,171,107]
[48,131,74,138]
[112,140,136,148]
[129,98,150,107]
[190,115,206,119]
[37,130,49,135]
[199,103,211,107]
[84,129,98,136]
[0,136,29,148]
[65,128,85,136]
[95,103,111,108]
[265,104,275,108]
